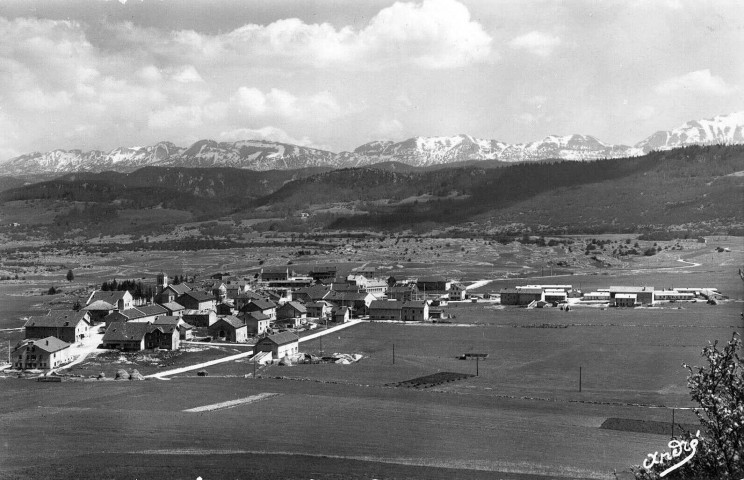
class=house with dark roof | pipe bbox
[308,266,337,283]
[416,276,451,293]
[102,322,179,351]
[326,291,376,316]
[260,267,294,282]
[11,336,72,370]
[293,285,332,303]
[104,304,167,326]
[240,299,277,320]
[254,332,299,359]
[402,301,430,321]
[241,311,271,335]
[306,300,333,319]
[24,311,92,344]
[102,322,150,351]
[87,290,134,311]
[369,300,403,320]
[448,283,467,301]
[182,309,217,327]
[234,291,264,311]
[277,301,307,320]
[153,316,194,340]
[177,291,217,311]
[159,301,185,316]
[157,283,191,304]
[209,315,248,343]
[387,284,420,302]
[332,306,351,323]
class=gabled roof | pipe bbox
[180,290,215,302]
[369,300,404,310]
[103,322,150,342]
[243,311,270,322]
[137,304,168,316]
[24,311,89,329]
[500,288,520,294]
[262,266,290,274]
[330,291,374,301]
[88,290,130,305]
[81,300,115,311]
[163,284,191,295]
[213,315,245,329]
[402,301,428,308]
[153,316,193,330]
[417,276,449,283]
[235,291,263,300]
[27,336,70,353]
[260,331,299,346]
[332,306,350,315]
[388,285,418,292]
[306,300,333,308]
[244,299,276,311]
[116,307,148,320]
[294,285,332,300]
[279,301,307,313]
[159,301,185,312]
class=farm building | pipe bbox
[87,290,134,312]
[327,291,376,316]
[242,311,271,335]
[156,281,191,304]
[177,291,217,311]
[306,300,333,318]
[609,286,654,305]
[402,301,430,321]
[369,300,403,320]
[216,301,236,316]
[105,304,167,326]
[500,288,544,305]
[153,316,194,340]
[332,306,351,323]
[387,284,420,302]
[260,267,294,282]
[81,300,115,324]
[233,291,265,310]
[182,309,217,328]
[209,316,248,343]
[146,324,180,350]
[254,332,299,359]
[277,301,308,320]
[102,322,150,351]
[308,266,338,283]
[159,301,185,316]
[11,337,72,370]
[241,299,277,320]
[614,294,637,307]
[416,276,451,293]
[24,311,92,344]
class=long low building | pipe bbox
[608,286,654,306]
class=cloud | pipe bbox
[635,105,656,120]
[508,31,561,57]
[376,118,405,138]
[232,87,343,120]
[218,126,313,146]
[112,0,492,70]
[654,69,736,96]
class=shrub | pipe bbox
[632,333,743,479]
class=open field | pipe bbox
[0,235,741,478]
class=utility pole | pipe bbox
[476,355,479,376]
[253,358,256,379]
[579,366,582,392]
[392,343,395,364]
[671,408,675,439]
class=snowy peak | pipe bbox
[1,112,743,175]
[635,112,744,152]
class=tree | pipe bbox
[66,269,74,282]
[633,333,743,479]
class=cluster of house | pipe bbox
[9,266,466,371]
[500,284,721,307]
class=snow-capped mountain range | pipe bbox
[1,112,742,176]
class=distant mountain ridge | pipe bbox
[1,112,742,175]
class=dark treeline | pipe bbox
[101,279,155,300]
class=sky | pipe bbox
[0,0,742,160]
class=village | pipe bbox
[2,262,726,376]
